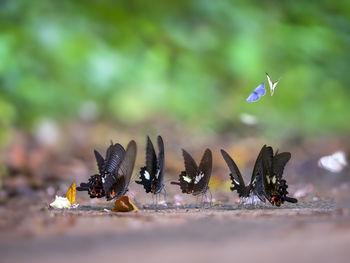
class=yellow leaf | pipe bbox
[66,182,76,204]
[111,196,138,212]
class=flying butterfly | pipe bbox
[266,72,279,96]
[262,147,297,206]
[171,149,212,196]
[246,83,266,102]
[221,145,271,203]
[136,135,165,194]
[77,142,125,199]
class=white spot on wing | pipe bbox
[183,175,192,183]
[155,170,160,179]
[272,176,276,184]
[194,173,205,184]
[143,170,150,180]
[233,179,240,185]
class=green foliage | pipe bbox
[0,0,349,141]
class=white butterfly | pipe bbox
[266,73,279,96]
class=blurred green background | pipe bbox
[1,0,350,145]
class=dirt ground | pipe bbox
[1,194,350,263]
[1,127,350,263]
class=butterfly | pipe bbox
[261,147,297,206]
[221,145,270,202]
[136,135,165,194]
[266,73,279,96]
[246,83,266,102]
[171,149,212,196]
[77,142,125,198]
[77,140,137,201]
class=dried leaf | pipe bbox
[66,182,76,204]
[111,196,138,212]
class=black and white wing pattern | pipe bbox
[220,149,249,197]
[193,149,212,195]
[136,136,156,193]
[106,140,137,200]
[171,149,197,194]
[171,149,212,196]
[136,135,165,194]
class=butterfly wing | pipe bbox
[105,140,137,200]
[102,143,126,197]
[249,145,273,202]
[103,143,125,174]
[260,145,275,201]
[77,174,105,198]
[146,136,157,177]
[220,149,248,197]
[273,152,291,180]
[246,92,260,103]
[154,135,165,194]
[94,150,105,174]
[254,83,266,96]
[135,136,156,193]
[246,83,265,102]
[272,80,279,95]
[183,149,198,181]
[193,149,212,195]
[170,149,197,194]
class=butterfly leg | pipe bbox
[155,194,159,211]
[207,190,213,208]
[161,187,168,206]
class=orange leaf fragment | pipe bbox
[111,196,138,212]
[66,182,76,204]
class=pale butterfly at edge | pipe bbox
[266,72,280,96]
[246,83,266,102]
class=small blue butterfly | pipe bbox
[246,83,266,102]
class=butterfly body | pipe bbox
[246,83,266,102]
[171,149,212,196]
[136,136,165,194]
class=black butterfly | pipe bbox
[262,147,297,206]
[221,145,270,202]
[77,140,137,201]
[77,142,125,198]
[171,149,212,196]
[136,136,165,194]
